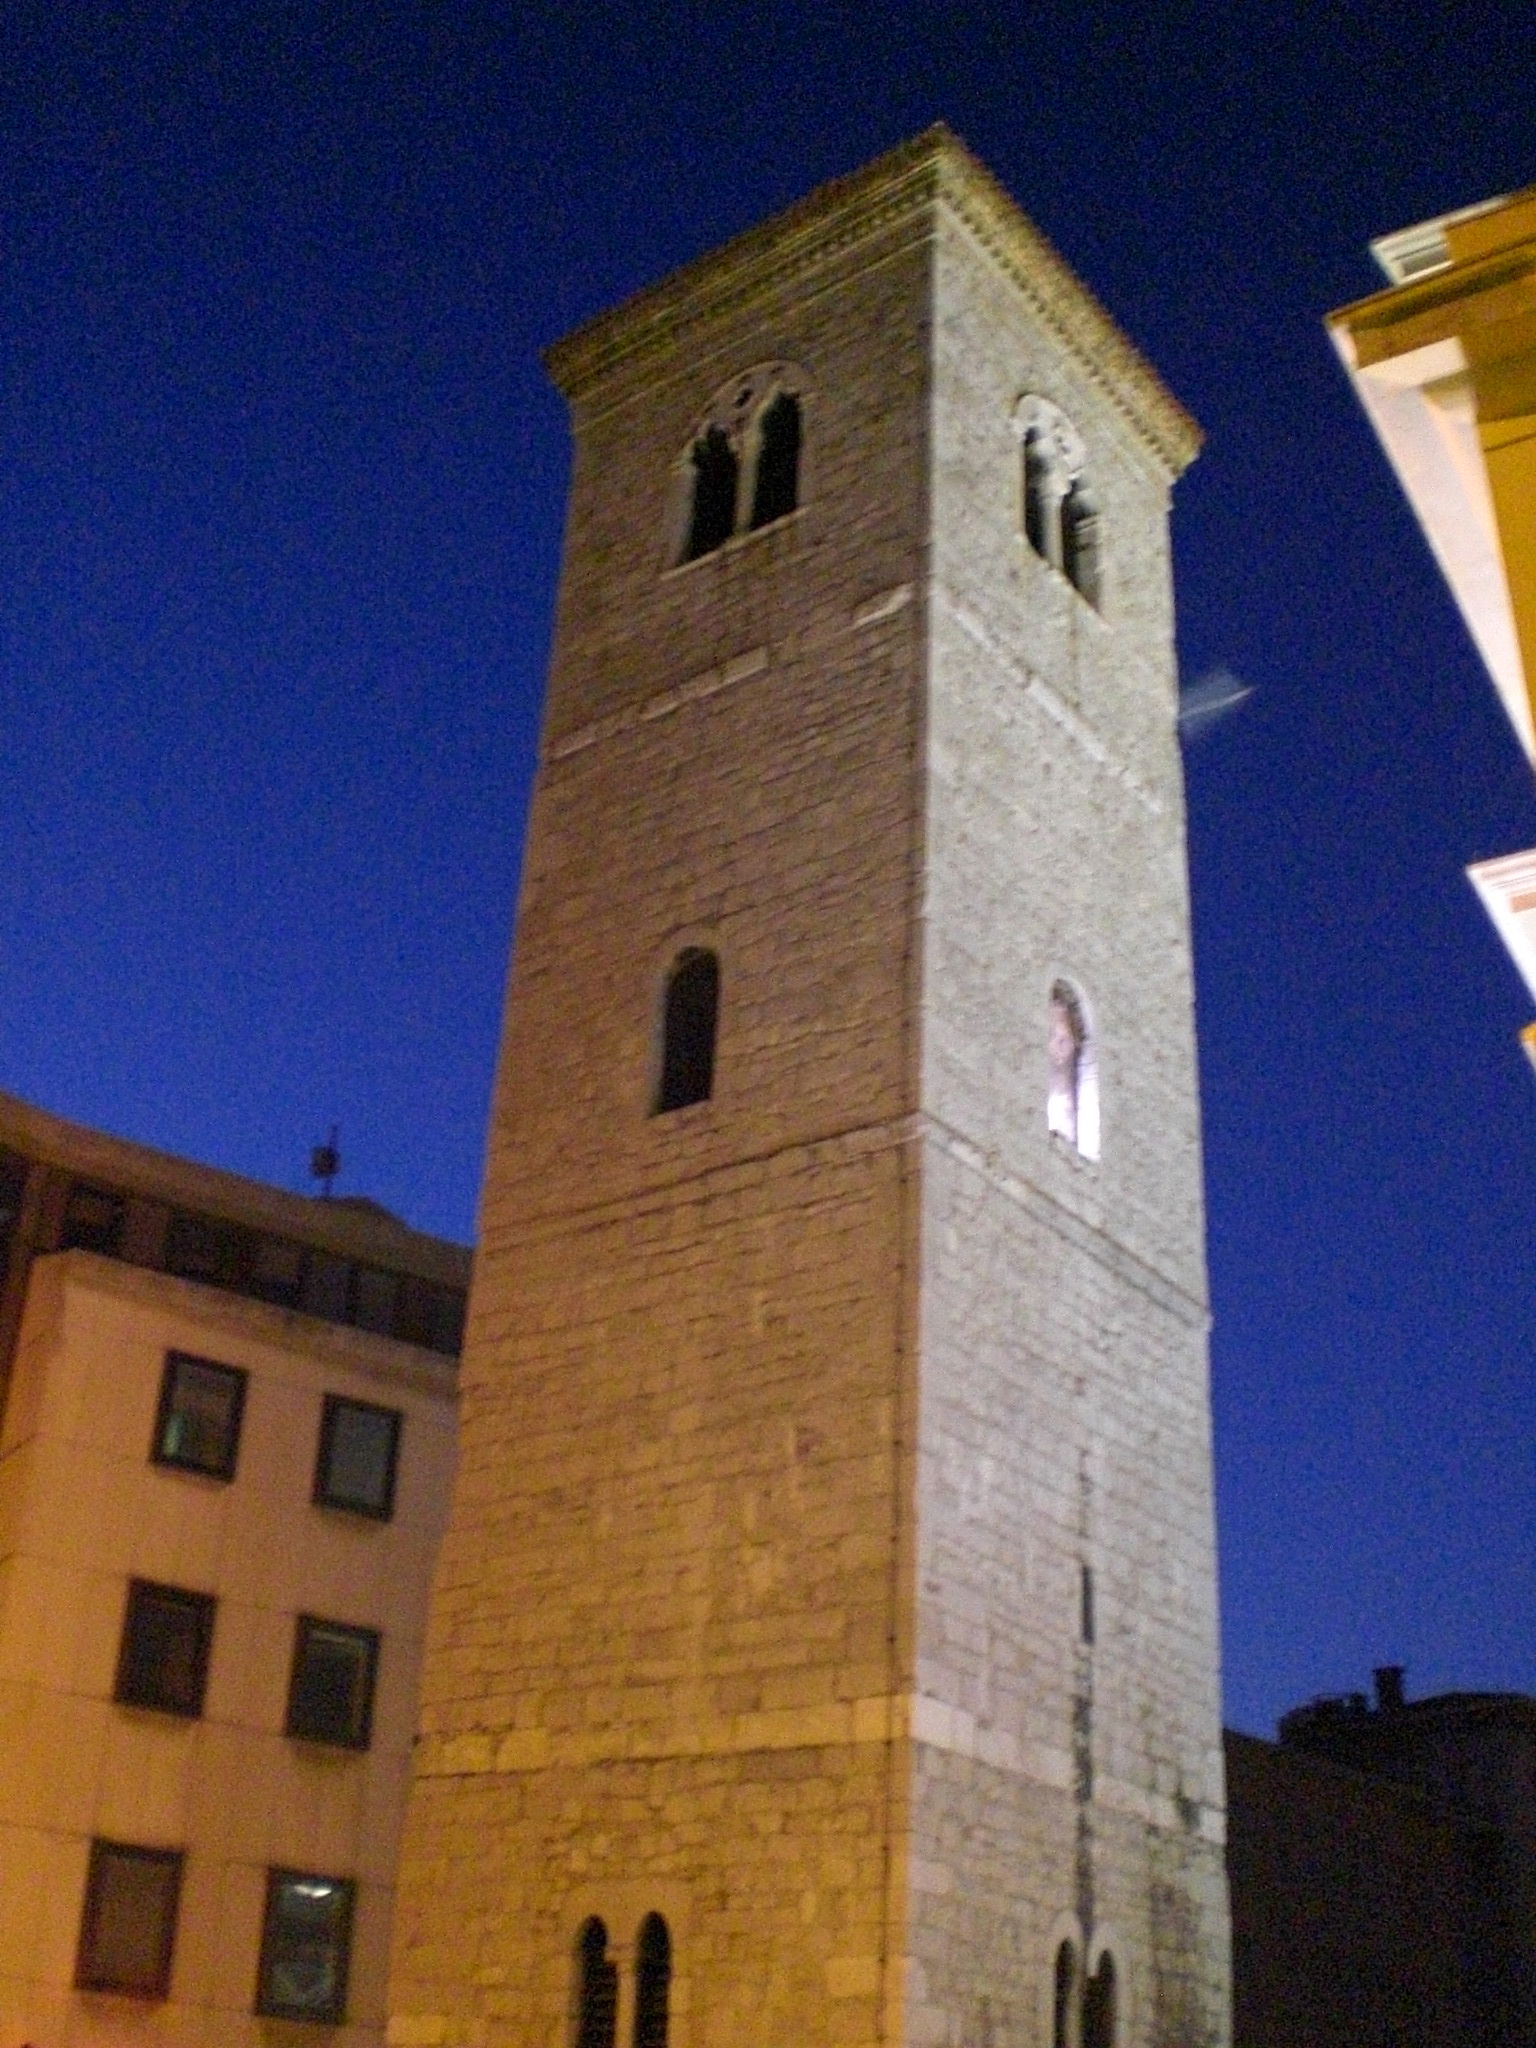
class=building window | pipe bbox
[60,1181,127,1256]
[654,948,719,1114]
[286,1617,380,1749]
[1047,981,1100,1162]
[633,1913,672,2048]
[683,427,739,560]
[1017,395,1100,609]
[749,392,801,529]
[114,1580,215,1718]
[314,1394,402,1518]
[164,1209,256,1290]
[1084,1953,1117,2048]
[152,1350,248,1480]
[256,1870,355,2025]
[574,1917,618,2048]
[75,1840,183,1998]
[676,366,805,563]
[1052,1940,1078,2048]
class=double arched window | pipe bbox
[1016,395,1101,609]
[654,948,720,1115]
[1051,1938,1117,2048]
[1047,981,1099,1161]
[677,366,805,564]
[573,1914,671,2048]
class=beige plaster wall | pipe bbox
[0,1251,456,2047]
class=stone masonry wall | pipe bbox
[907,207,1227,2044]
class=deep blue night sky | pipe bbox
[3,2,1534,1735]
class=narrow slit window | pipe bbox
[684,428,738,561]
[749,392,801,528]
[1047,982,1099,1162]
[654,949,719,1114]
[1052,1940,1078,2048]
[574,1917,618,2048]
[633,1913,671,2048]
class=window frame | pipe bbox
[255,1868,356,2025]
[151,1349,248,1481]
[313,1393,403,1520]
[285,1614,381,1750]
[75,1838,184,1998]
[114,1578,216,1719]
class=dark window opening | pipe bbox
[164,1210,256,1291]
[1024,431,1054,562]
[315,1394,403,1518]
[1084,1954,1117,2048]
[749,392,801,528]
[684,428,738,561]
[1052,1941,1077,2048]
[60,1181,127,1257]
[75,1840,183,1998]
[633,1913,672,2048]
[115,1580,215,1718]
[286,1616,380,1749]
[1062,484,1101,608]
[1080,1563,1095,1646]
[0,1149,26,1265]
[256,1869,355,2024]
[351,1264,398,1336]
[152,1351,247,1480]
[654,949,719,1115]
[575,1917,618,2048]
[249,1236,306,1308]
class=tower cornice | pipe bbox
[543,125,1201,478]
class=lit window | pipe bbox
[152,1350,247,1480]
[654,949,719,1114]
[1047,981,1099,1162]
[633,1913,672,2048]
[256,1870,355,2024]
[574,1917,618,2048]
[114,1580,215,1718]
[75,1840,183,1997]
[314,1395,402,1518]
[286,1617,380,1749]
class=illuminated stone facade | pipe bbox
[391,129,1227,2048]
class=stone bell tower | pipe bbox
[390,129,1228,2048]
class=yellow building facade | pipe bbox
[0,1092,467,2045]
[1328,185,1536,1047]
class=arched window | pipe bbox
[1053,1940,1079,2048]
[1061,482,1101,609]
[684,428,739,561]
[750,392,801,529]
[674,366,806,563]
[1017,396,1100,608]
[574,1918,618,2048]
[1024,427,1062,568]
[1083,1953,1116,2048]
[655,949,719,1114]
[1047,981,1099,1162]
[632,1913,671,2048]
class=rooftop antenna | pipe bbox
[310,1125,340,1199]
